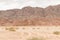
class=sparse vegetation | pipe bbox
[53,31,60,35]
[27,37,46,40]
[5,27,17,31]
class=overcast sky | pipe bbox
[0,0,60,10]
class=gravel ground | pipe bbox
[0,26,60,40]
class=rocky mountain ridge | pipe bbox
[0,5,60,26]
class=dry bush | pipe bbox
[53,31,60,35]
[27,37,46,40]
[5,27,18,31]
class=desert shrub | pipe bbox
[27,37,46,40]
[5,27,17,31]
[53,31,60,35]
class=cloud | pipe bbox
[0,0,60,10]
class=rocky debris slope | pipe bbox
[0,5,60,26]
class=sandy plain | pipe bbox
[0,26,60,40]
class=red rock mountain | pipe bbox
[0,5,60,26]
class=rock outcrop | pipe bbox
[0,5,60,26]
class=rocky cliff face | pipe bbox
[0,5,60,26]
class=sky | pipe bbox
[0,0,60,10]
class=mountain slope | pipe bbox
[0,5,60,26]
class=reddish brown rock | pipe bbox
[0,5,60,26]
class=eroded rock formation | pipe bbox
[0,5,60,26]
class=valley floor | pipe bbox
[0,26,60,40]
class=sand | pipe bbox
[0,26,60,40]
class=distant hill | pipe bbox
[0,5,60,26]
